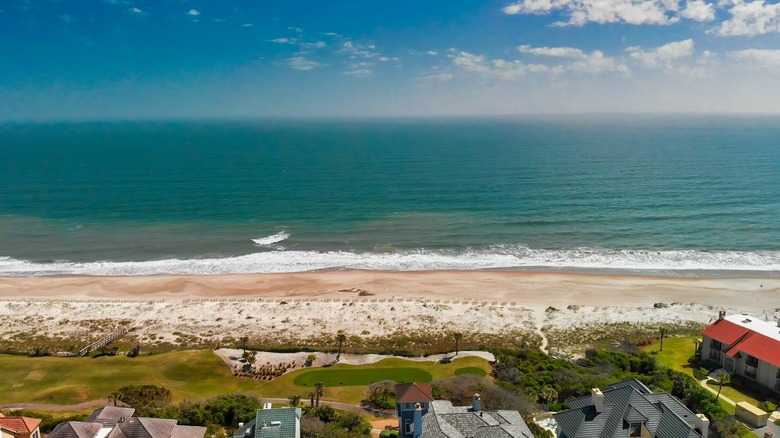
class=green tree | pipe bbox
[539,386,558,404]
[314,381,325,408]
[111,385,172,415]
[308,391,316,407]
[288,394,302,408]
[239,336,249,354]
[659,327,667,352]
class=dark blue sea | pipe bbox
[1,115,779,276]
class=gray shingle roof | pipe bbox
[553,379,703,438]
[49,422,104,438]
[87,408,136,427]
[170,425,207,438]
[418,400,532,438]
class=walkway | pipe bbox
[0,399,109,411]
[699,378,736,407]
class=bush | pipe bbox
[548,402,567,412]
[380,431,399,438]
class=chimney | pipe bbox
[238,423,243,429]
[412,403,423,438]
[718,311,726,321]
[592,389,604,413]
[776,318,780,328]
[693,413,710,438]
[472,393,482,412]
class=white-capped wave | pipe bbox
[252,232,290,245]
[1,246,780,276]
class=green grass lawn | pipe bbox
[293,367,433,387]
[642,336,763,408]
[0,351,263,405]
[0,352,491,409]
[454,367,487,377]
[641,336,699,377]
[262,356,491,406]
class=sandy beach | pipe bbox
[1,270,778,354]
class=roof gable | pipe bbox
[396,382,434,403]
[0,417,42,434]
[48,422,103,438]
[701,319,750,345]
[731,331,780,366]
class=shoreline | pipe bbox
[1,270,778,355]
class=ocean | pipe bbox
[1,115,779,276]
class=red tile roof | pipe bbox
[701,319,750,345]
[0,417,42,434]
[395,382,434,403]
[731,331,780,367]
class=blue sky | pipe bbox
[1,0,780,120]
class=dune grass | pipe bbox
[0,351,262,405]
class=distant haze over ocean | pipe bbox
[1,116,779,276]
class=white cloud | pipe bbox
[453,52,526,80]
[321,32,340,37]
[288,27,303,33]
[717,0,780,35]
[730,48,780,68]
[626,39,695,69]
[269,38,293,44]
[423,73,455,81]
[518,44,587,58]
[344,68,373,77]
[502,0,684,25]
[681,0,716,21]
[187,9,200,16]
[427,50,439,56]
[301,41,327,49]
[242,23,253,27]
[286,57,324,71]
[569,50,631,74]
[59,14,73,22]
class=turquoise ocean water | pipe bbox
[1,116,779,276]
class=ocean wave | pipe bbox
[1,246,780,276]
[251,232,290,245]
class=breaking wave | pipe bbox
[252,232,290,245]
[1,246,780,276]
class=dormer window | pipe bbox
[629,423,642,437]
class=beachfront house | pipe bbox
[0,414,42,438]
[700,312,780,394]
[48,406,206,438]
[553,379,709,438]
[395,382,533,437]
[231,407,302,438]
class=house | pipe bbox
[48,407,205,438]
[700,312,780,394]
[396,382,434,438]
[0,415,42,438]
[231,407,302,438]
[396,382,534,438]
[553,379,709,438]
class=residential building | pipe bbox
[231,407,302,438]
[0,415,41,438]
[48,407,205,438]
[553,379,709,438]
[396,382,434,438]
[395,382,533,438]
[700,312,780,393]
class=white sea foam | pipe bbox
[1,246,780,276]
[251,232,290,245]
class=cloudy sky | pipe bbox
[2,0,780,120]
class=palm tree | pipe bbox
[454,333,463,356]
[288,394,301,407]
[308,391,315,407]
[314,381,325,408]
[715,372,730,400]
[659,327,667,352]
[239,336,249,354]
[540,386,558,404]
[336,333,347,360]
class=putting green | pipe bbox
[454,367,487,377]
[293,367,433,387]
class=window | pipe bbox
[629,423,642,437]
[776,368,780,379]
[710,340,723,351]
[746,355,759,367]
